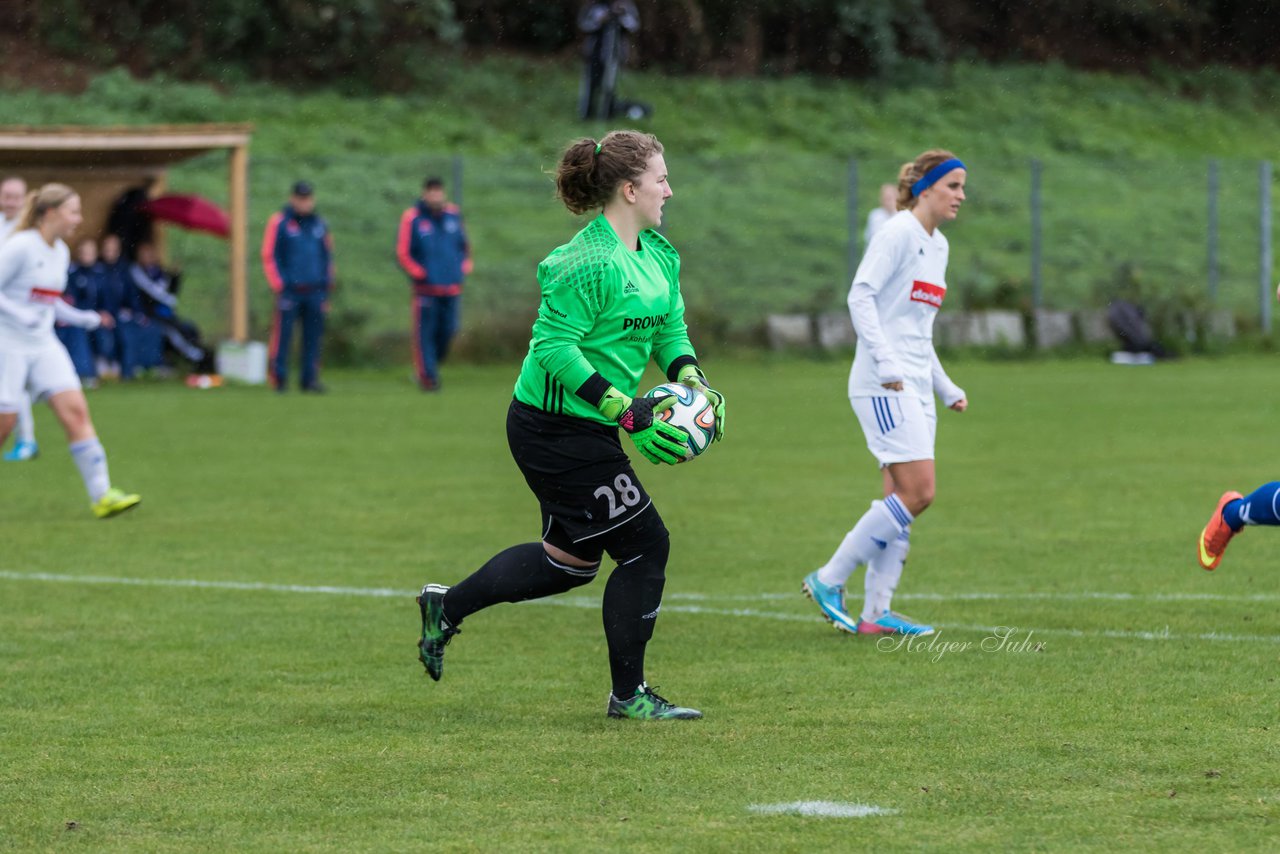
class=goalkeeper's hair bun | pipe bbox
[555,130,664,216]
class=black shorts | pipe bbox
[507,399,657,560]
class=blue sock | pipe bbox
[1222,482,1280,530]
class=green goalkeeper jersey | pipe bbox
[513,214,696,425]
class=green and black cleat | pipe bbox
[416,583,458,681]
[606,683,702,720]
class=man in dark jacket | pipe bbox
[262,181,334,393]
[396,177,471,391]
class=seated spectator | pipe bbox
[57,238,102,387]
[129,242,219,381]
[94,234,142,379]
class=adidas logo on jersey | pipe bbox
[623,280,639,293]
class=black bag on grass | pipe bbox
[1107,300,1168,357]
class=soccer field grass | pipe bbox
[2,355,1277,851]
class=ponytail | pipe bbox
[15,183,77,231]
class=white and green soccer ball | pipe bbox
[645,382,716,462]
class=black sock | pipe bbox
[443,542,598,624]
[602,534,669,698]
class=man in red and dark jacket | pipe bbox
[262,181,333,393]
[396,177,471,391]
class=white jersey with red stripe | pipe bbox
[847,209,950,400]
[0,228,99,352]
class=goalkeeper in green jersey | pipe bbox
[415,129,725,720]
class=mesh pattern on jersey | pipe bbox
[539,218,619,314]
[639,228,680,267]
[639,228,681,298]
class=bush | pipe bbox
[21,0,462,89]
[15,0,1278,87]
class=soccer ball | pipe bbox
[644,382,716,462]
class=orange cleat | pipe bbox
[1198,491,1243,570]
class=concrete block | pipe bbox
[1207,309,1236,339]
[765,314,813,350]
[1076,310,1113,344]
[935,311,1025,349]
[933,313,972,348]
[1034,309,1074,349]
[977,310,1026,347]
[816,311,855,350]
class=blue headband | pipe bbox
[910,158,966,197]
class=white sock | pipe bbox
[862,528,910,622]
[16,393,35,444]
[69,438,111,502]
[816,494,914,587]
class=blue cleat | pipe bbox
[802,570,859,633]
[3,440,38,461]
[856,610,935,637]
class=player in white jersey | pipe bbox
[0,176,26,242]
[863,182,896,244]
[0,183,140,518]
[0,176,24,241]
[803,149,968,636]
[0,175,41,462]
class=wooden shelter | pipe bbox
[0,124,253,341]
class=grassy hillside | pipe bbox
[3,57,1280,354]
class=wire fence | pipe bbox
[161,151,1279,357]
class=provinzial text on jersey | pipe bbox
[622,313,669,331]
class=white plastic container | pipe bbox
[216,340,268,384]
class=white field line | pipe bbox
[0,570,407,598]
[2,570,1278,645]
[748,801,898,818]
[543,596,1280,644]
[666,590,1280,604]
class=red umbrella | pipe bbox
[140,194,230,238]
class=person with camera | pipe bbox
[578,1,640,121]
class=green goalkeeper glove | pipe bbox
[677,364,726,442]
[598,387,688,466]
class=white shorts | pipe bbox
[851,394,937,467]
[0,341,81,413]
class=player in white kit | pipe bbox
[803,150,968,636]
[0,183,140,518]
[0,175,41,462]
